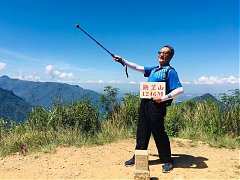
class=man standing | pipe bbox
[113,45,184,173]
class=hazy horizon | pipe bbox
[1,75,238,98]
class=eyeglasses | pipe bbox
[158,51,171,55]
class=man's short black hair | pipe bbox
[163,45,175,60]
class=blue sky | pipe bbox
[0,0,239,92]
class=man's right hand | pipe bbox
[113,55,125,66]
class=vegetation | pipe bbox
[0,87,239,157]
[100,86,120,117]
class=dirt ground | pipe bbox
[0,138,239,180]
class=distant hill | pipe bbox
[190,93,220,103]
[0,75,101,108]
[0,87,32,122]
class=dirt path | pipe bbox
[0,138,239,179]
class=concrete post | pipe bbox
[134,150,150,180]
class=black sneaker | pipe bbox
[124,155,135,167]
[162,163,173,173]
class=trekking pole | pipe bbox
[75,24,128,78]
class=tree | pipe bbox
[100,86,120,116]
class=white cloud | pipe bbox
[85,80,94,83]
[45,64,74,80]
[129,81,137,84]
[85,80,139,84]
[108,80,122,84]
[46,64,53,74]
[17,74,41,81]
[0,62,6,71]
[194,75,240,85]
[85,80,104,84]
[181,81,191,84]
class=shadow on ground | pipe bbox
[149,153,208,169]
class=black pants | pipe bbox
[135,99,172,163]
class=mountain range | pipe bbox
[0,87,32,122]
[0,75,222,122]
[0,75,102,122]
[0,75,101,108]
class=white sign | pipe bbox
[140,82,166,99]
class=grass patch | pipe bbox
[0,122,134,157]
[0,89,239,157]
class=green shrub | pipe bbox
[27,100,100,135]
[164,88,240,147]
[119,93,140,129]
[165,105,182,136]
[0,118,7,141]
[63,101,100,135]
[220,89,240,136]
[27,106,49,131]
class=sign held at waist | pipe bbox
[140,82,166,99]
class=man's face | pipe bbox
[157,47,172,66]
